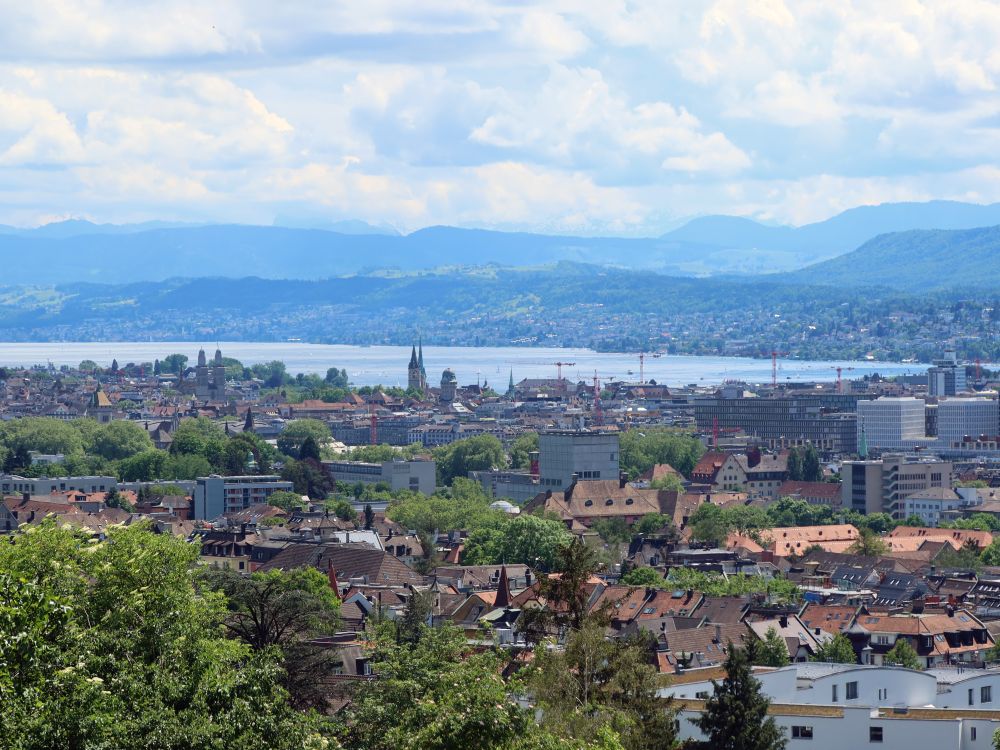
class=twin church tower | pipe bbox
[406,340,457,402]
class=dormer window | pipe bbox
[605,499,614,506]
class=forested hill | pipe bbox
[789,224,1000,291]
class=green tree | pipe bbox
[363,503,375,530]
[811,633,857,664]
[620,567,665,587]
[268,490,305,511]
[591,517,632,544]
[433,434,506,485]
[90,420,154,460]
[786,448,803,482]
[649,473,684,492]
[689,503,731,546]
[847,526,889,556]
[754,627,790,667]
[342,622,532,750]
[510,431,539,470]
[202,566,340,710]
[884,638,922,670]
[691,641,787,750]
[982,538,1000,566]
[117,448,168,481]
[161,353,189,374]
[619,429,704,479]
[635,513,675,535]
[169,416,227,469]
[299,435,321,461]
[280,457,333,499]
[387,478,495,536]
[801,444,822,482]
[78,359,99,372]
[462,513,573,570]
[277,419,331,457]
[0,417,84,456]
[164,451,212,480]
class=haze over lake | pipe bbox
[0,342,921,388]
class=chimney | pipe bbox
[714,623,722,644]
[747,447,761,468]
[21,492,29,502]
[620,471,628,489]
[779,615,788,629]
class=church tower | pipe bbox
[195,348,209,398]
[212,347,226,401]
[407,345,424,391]
[417,338,427,386]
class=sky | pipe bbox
[3,1,1000,235]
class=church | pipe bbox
[178,348,227,401]
[407,340,427,392]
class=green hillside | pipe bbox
[794,225,1000,291]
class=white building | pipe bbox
[323,458,436,495]
[665,663,1000,749]
[538,430,619,488]
[938,398,999,444]
[192,475,295,520]
[857,397,929,452]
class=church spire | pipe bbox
[244,406,254,433]
[417,338,425,376]
[495,564,511,608]
[408,345,418,370]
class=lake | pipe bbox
[0,342,924,388]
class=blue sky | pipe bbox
[2,1,1000,234]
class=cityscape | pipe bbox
[5,3,1000,750]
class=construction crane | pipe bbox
[829,366,856,394]
[593,371,603,426]
[368,399,378,445]
[975,358,997,381]
[509,361,576,381]
[770,350,790,388]
[638,352,662,384]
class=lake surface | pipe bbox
[0,342,923,388]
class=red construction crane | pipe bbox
[593,371,603,426]
[510,361,577,381]
[770,350,790,388]
[829,366,856,394]
[975,358,997,381]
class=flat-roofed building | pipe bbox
[193,475,295,520]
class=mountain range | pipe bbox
[0,199,998,287]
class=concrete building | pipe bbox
[841,455,952,517]
[928,348,968,396]
[693,394,867,453]
[323,458,436,495]
[857,397,929,452]
[901,487,963,526]
[537,430,620,489]
[937,398,999,444]
[192,475,295,520]
[0,474,117,495]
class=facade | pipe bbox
[690,450,789,499]
[840,455,952,517]
[537,430,620,488]
[857,397,929,452]
[323,458,436,495]
[937,398,999,444]
[192,474,295,520]
[928,348,968,396]
[693,394,866,453]
[0,474,117,495]
[901,487,963,526]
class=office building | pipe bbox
[323,458,436,495]
[192,475,295,520]
[0,474,117,496]
[936,398,998,444]
[856,397,929,452]
[694,394,869,453]
[841,455,951,517]
[928,348,968,396]
[538,430,619,488]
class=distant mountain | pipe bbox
[271,216,400,236]
[789,224,1000,291]
[661,200,1000,267]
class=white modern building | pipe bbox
[538,430,619,488]
[323,458,436,495]
[664,662,1000,749]
[0,473,117,496]
[937,398,999,444]
[857,397,930,452]
[192,475,295,520]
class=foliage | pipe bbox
[268,490,306,511]
[344,443,424,462]
[648,473,684,492]
[619,567,665,587]
[89,420,154,460]
[0,520,325,749]
[982,539,1000,567]
[619,429,704,479]
[688,503,772,546]
[591,517,633,545]
[846,527,890,557]
[277,419,331,457]
[386,478,496,536]
[281,457,333,499]
[692,641,787,750]
[634,513,676,536]
[935,539,985,571]
[432,434,506,485]
[811,633,857,664]
[510,431,540,470]
[462,513,573,570]
[202,566,340,710]
[665,568,801,602]
[753,627,790,667]
[883,639,922,670]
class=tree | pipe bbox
[277,419,330,457]
[811,633,857,664]
[161,353,188,374]
[117,448,168,481]
[364,503,375,530]
[90,420,154,460]
[754,627,790,667]
[0,520,325,749]
[691,641,787,750]
[509,431,539,470]
[786,448,803,482]
[689,503,731,546]
[202,566,340,710]
[342,622,533,750]
[386,478,496,536]
[324,367,349,387]
[280,457,333,499]
[935,539,985,571]
[78,359,99,372]
[433,434,506,485]
[299,435,321,461]
[982,539,1000,567]
[521,537,603,639]
[462,513,573,570]
[884,638,922,670]
[268,490,305,511]
[620,567,665,587]
[619,429,704,479]
[847,526,889,557]
[0,417,84,456]
[591,517,632,544]
[649,473,684,492]
[801,444,822,482]
[635,513,675,536]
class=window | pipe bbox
[972,727,977,741]
[695,691,709,699]
[831,684,838,702]
[982,686,992,704]
[969,688,975,706]
[846,681,858,700]
[791,726,813,740]
[869,727,883,743]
